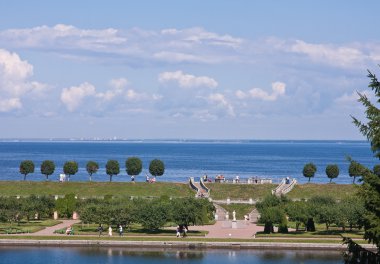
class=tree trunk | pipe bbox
[308,177,311,182]
[110,175,112,182]
[24,174,26,181]
[353,176,356,184]
[330,178,332,183]
[46,175,49,181]
[89,174,92,182]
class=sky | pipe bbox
[0,0,379,140]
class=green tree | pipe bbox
[126,157,142,180]
[106,160,120,182]
[134,199,169,231]
[40,160,55,180]
[338,197,366,231]
[325,164,339,183]
[63,161,78,181]
[353,67,380,251]
[373,164,380,176]
[286,201,309,231]
[86,161,99,182]
[303,163,317,183]
[171,198,215,227]
[348,161,363,184]
[149,159,165,179]
[259,206,285,234]
[55,193,77,218]
[19,160,35,181]
[351,68,380,249]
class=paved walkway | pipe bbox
[191,220,263,239]
[26,220,81,236]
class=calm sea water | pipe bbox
[0,247,343,264]
[0,140,377,184]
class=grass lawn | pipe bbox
[206,183,275,200]
[0,219,61,234]
[0,181,194,198]
[286,183,359,200]
[218,204,255,220]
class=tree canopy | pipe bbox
[149,159,165,177]
[126,157,142,177]
[40,160,55,180]
[63,161,78,181]
[106,160,120,182]
[86,161,99,181]
[19,160,35,181]
[348,161,363,184]
[303,163,317,182]
[325,164,339,183]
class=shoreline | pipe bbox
[0,239,377,251]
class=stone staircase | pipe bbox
[272,178,297,196]
[248,208,260,223]
[213,203,228,221]
[189,177,210,198]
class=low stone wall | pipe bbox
[1,239,377,251]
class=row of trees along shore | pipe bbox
[302,162,380,184]
[19,158,165,182]
[0,195,215,232]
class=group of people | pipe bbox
[176,225,188,238]
[202,174,212,182]
[97,224,124,237]
[145,175,156,183]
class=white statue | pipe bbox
[232,210,236,221]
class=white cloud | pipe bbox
[335,90,371,104]
[290,40,366,68]
[237,82,286,101]
[1,24,378,70]
[0,25,243,65]
[60,82,96,111]
[0,49,47,112]
[0,98,22,112]
[158,70,218,88]
[208,93,235,117]
[109,78,128,89]
[96,78,128,101]
[125,89,145,101]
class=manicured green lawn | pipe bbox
[206,183,275,200]
[286,183,358,200]
[0,181,194,198]
[0,219,61,234]
[0,181,359,201]
[218,204,255,220]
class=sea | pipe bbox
[0,140,377,184]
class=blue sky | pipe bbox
[0,1,379,139]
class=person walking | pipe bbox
[97,224,103,237]
[119,225,123,236]
[108,226,112,237]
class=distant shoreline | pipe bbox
[0,139,369,144]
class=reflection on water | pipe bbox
[0,246,343,264]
